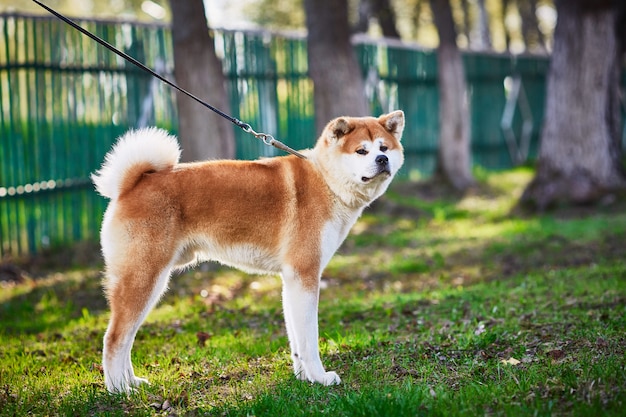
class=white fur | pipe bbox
[175,237,282,275]
[357,137,403,182]
[92,128,180,199]
[277,214,361,385]
[309,136,404,209]
[281,266,340,385]
[271,126,404,385]
[342,138,403,187]
[320,213,359,270]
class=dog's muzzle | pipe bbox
[362,155,391,182]
[375,154,389,169]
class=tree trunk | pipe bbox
[518,0,545,52]
[354,0,372,34]
[305,0,370,134]
[373,0,401,38]
[476,0,492,49]
[461,0,471,47]
[521,0,625,209]
[170,0,235,161]
[502,0,512,51]
[412,0,424,40]
[355,0,400,38]
[429,0,475,191]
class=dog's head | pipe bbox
[313,111,405,206]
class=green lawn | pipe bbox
[1,168,625,416]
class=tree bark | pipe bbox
[355,0,400,39]
[170,0,235,161]
[461,0,471,47]
[521,0,625,209]
[305,0,370,134]
[518,0,545,52]
[476,0,492,49]
[430,0,475,191]
[373,0,401,38]
[502,0,512,51]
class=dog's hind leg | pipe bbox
[102,262,173,393]
[281,266,340,386]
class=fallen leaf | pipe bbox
[162,400,171,411]
[196,331,211,347]
[90,363,104,374]
[546,349,565,361]
[500,357,520,365]
[596,337,608,348]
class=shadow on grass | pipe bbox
[0,269,106,335]
[1,173,626,415]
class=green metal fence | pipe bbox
[0,13,590,257]
[0,14,177,256]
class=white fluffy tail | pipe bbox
[92,128,181,200]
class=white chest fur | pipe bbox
[319,208,362,272]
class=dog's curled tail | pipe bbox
[91,128,181,200]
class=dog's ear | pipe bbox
[379,110,405,141]
[327,117,353,142]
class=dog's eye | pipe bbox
[380,145,388,152]
[356,148,368,155]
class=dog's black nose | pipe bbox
[375,155,389,166]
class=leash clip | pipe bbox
[240,124,307,159]
[241,124,271,144]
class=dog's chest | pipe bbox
[319,212,360,270]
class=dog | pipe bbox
[92,111,405,393]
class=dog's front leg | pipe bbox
[281,267,340,386]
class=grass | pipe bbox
[1,167,625,416]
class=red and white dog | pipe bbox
[92,111,405,393]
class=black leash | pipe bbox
[32,0,307,159]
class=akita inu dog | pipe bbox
[92,111,404,393]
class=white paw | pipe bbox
[294,368,308,381]
[129,376,150,388]
[303,371,341,386]
[321,371,341,386]
[105,375,149,394]
[106,382,126,394]
[292,357,306,381]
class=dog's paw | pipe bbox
[305,371,341,386]
[129,376,150,388]
[295,369,340,385]
[295,369,308,381]
[106,376,150,394]
[321,371,341,386]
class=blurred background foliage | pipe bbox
[0,0,556,53]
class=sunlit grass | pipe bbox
[1,168,625,416]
